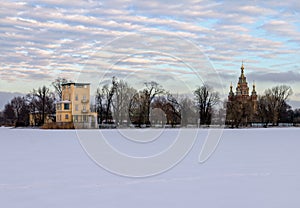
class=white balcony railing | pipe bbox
[81,99,89,103]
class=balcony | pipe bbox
[81,109,88,113]
[81,99,89,103]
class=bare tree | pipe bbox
[179,96,197,126]
[3,103,15,126]
[95,77,119,125]
[26,92,40,125]
[10,96,29,126]
[294,109,300,124]
[95,87,105,125]
[151,94,181,127]
[279,102,293,123]
[1,96,30,126]
[52,77,69,100]
[0,110,4,126]
[128,92,148,127]
[129,81,165,127]
[264,85,293,125]
[112,80,137,126]
[256,95,272,127]
[194,85,220,126]
[142,81,165,125]
[166,94,181,127]
[32,86,55,125]
[11,97,25,123]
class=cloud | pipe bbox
[0,0,299,102]
[260,20,299,40]
[248,70,300,83]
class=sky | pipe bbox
[0,0,300,107]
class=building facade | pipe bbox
[29,111,54,126]
[56,83,97,128]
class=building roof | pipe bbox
[56,100,71,104]
[62,82,90,86]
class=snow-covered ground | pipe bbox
[0,127,300,208]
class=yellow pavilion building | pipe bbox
[56,83,97,128]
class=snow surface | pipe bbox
[0,127,300,208]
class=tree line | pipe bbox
[94,77,221,128]
[0,78,67,127]
[94,77,300,128]
[1,76,300,128]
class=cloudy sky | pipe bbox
[1,0,300,107]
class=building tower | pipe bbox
[227,63,258,126]
[228,63,257,103]
[251,82,258,111]
[56,83,98,128]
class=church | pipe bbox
[226,63,258,127]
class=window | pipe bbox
[83,95,86,101]
[74,115,78,122]
[75,104,78,111]
[64,103,70,110]
[83,105,86,111]
[56,103,61,110]
[65,114,69,120]
[75,94,78,101]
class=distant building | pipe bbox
[56,83,97,128]
[228,63,257,109]
[29,111,54,126]
[226,63,258,127]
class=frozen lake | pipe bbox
[0,127,300,208]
